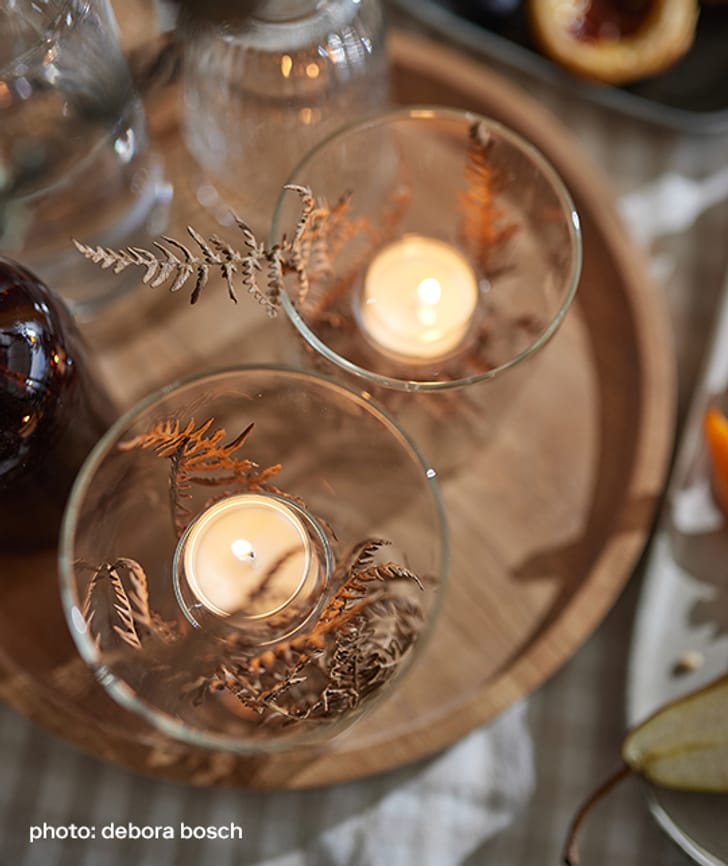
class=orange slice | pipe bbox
[704,404,728,516]
[529,0,699,85]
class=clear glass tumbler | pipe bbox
[0,0,172,316]
[60,366,447,753]
[181,0,389,236]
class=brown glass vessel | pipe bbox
[0,257,116,550]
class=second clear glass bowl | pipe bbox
[59,366,447,754]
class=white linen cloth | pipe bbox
[244,704,534,866]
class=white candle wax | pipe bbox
[182,493,311,618]
[360,234,479,361]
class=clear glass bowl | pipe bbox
[59,366,447,753]
[272,106,582,468]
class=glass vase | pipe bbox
[181,0,390,236]
[0,0,171,316]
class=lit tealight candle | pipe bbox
[360,234,479,361]
[182,493,312,619]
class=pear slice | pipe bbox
[622,672,728,791]
[564,672,728,865]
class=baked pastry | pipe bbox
[529,0,700,85]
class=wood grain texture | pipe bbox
[0,31,675,788]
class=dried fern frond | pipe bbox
[173,534,429,727]
[242,551,424,682]
[83,539,428,727]
[294,183,411,324]
[353,562,425,590]
[73,185,318,315]
[83,562,142,651]
[334,537,390,577]
[460,121,519,271]
[82,557,179,653]
[124,417,256,474]
[294,190,365,288]
[120,418,281,537]
[73,174,415,333]
[233,580,424,724]
[111,557,152,630]
[284,183,316,250]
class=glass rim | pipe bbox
[58,362,449,754]
[273,104,583,393]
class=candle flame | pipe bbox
[417,277,442,328]
[417,277,442,305]
[231,538,255,562]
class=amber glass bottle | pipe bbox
[0,257,116,550]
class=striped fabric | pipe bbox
[0,581,696,866]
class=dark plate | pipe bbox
[391,0,728,133]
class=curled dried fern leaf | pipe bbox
[112,557,152,631]
[81,557,180,654]
[83,562,141,650]
[83,557,168,650]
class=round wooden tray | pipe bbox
[0,31,675,788]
